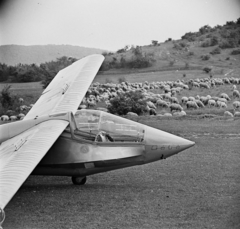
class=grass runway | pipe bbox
[3,118,240,229]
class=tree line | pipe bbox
[0,56,78,87]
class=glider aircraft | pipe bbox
[0,54,195,226]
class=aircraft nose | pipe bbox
[144,125,195,161]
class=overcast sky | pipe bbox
[0,0,239,51]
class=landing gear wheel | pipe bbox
[72,176,87,185]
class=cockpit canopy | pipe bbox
[74,109,145,143]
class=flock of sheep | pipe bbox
[80,76,240,118]
[1,76,240,121]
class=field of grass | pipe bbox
[0,82,43,106]
[1,69,240,228]
[3,118,240,229]
[0,68,239,117]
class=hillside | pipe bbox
[0,44,105,65]
[101,18,240,76]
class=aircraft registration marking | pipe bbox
[151,145,180,150]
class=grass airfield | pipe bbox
[1,70,240,228]
[3,117,240,229]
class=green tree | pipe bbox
[108,91,147,115]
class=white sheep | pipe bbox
[186,101,198,109]
[1,115,9,121]
[169,103,183,112]
[173,110,186,116]
[234,111,240,117]
[233,90,240,98]
[17,113,25,120]
[127,112,138,116]
[208,99,216,107]
[233,101,240,110]
[224,111,233,117]
[220,93,230,101]
[10,115,18,121]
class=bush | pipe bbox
[173,41,188,50]
[210,47,221,55]
[181,32,197,41]
[203,66,212,73]
[169,60,175,66]
[151,40,159,46]
[185,62,190,69]
[219,40,238,49]
[231,49,240,55]
[201,54,211,61]
[108,91,147,116]
[0,85,20,113]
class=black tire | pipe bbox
[72,176,87,185]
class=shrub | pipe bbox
[231,49,240,55]
[108,91,147,116]
[203,66,212,73]
[210,47,221,55]
[181,32,197,41]
[173,41,188,50]
[219,40,238,49]
[151,40,159,46]
[0,85,20,113]
[201,54,211,61]
[169,60,175,66]
[185,62,190,69]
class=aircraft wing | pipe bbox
[24,54,104,119]
[0,120,69,210]
[0,54,104,211]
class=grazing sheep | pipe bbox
[147,101,157,110]
[20,105,30,111]
[170,96,179,104]
[17,113,25,120]
[19,97,24,103]
[195,100,205,108]
[1,115,9,121]
[188,96,195,101]
[186,101,199,109]
[216,101,227,109]
[220,93,230,101]
[224,111,233,117]
[127,112,138,116]
[199,82,210,89]
[200,96,209,105]
[173,110,186,116]
[149,108,157,115]
[163,113,172,117]
[79,105,87,109]
[233,101,240,110]
[217,98,227,103]
[192,82,200,87]
[233,90,240,98]
[10,115,18,121]
[181,96,189,104]
[208,99,216,107]
[234,111,240,117]
[169,103,183,112]
[156,99,169,108]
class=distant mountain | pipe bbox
[0,45,105,65]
